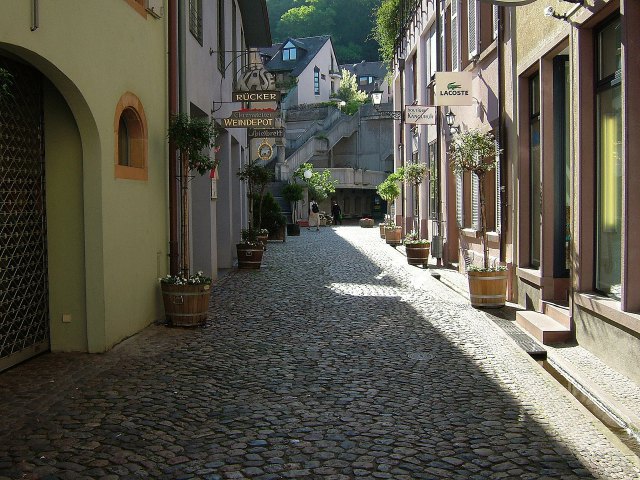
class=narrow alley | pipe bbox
[0,226,638,480]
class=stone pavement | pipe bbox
[1,226,639,480]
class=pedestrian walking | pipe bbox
[331,201,342,225]
[308,200,320,231]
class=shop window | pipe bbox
[595,15,622,299]
[529,73,541,268]
[114,93,148,181]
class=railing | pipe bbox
[288,107,343,152]
[311,168,387,189]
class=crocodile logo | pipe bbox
[447,82,462,90]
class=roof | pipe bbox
[341,61,387,82]
[261,36,332,77]
[237,0,271,47]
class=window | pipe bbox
[189,0,203,44]
[471,169,480,230]
[218,0,225,74]
[114,92,148,181]
[451,0,461,71]
[283,42,297,61]
[493,5,499,41]
[232,1,238,86]
[456,172,464,227]
[529,73,541,268]
[359,76,374,86]
[314,67,320,96]
[468,0,479,59]
[595,15,622,299]
[428,141,438,220]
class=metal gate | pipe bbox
[0,57,49,372]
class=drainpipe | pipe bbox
[399,57,406,230]
[435,0,443,266]
[168,0,179,275]
[498,6,507,264]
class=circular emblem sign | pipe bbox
[258,142,273,161]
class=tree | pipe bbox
[282,182,305,223]
[449,129,501,270]
[376,171,402,221]
[373,0,401,69]
[293,162,338,202]
[333,69,369,115]
[402,161,429,233]
[237,162,274,234]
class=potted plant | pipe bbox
[237,161,273,268]
[282,182,304,236]
[404,231,430,267]
[449,129,506,308]
[359,216,375,228]
[162,113,218,326]
[377,172,402,243]
[257,192,286,243]
[402,161,429,233]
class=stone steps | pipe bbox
[516,310,572,345]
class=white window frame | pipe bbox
[451,0,461,71]
[468,0,479,60]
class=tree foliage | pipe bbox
[332,69,369,115]
[293,162,338,202]
[373,0,401,69]
[267,0,381,64]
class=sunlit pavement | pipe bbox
[1,225,639,479]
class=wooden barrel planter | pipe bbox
[257,234,269,250]
[405,243,430,267]
[384,226,403,246]
[269,224,286,242]
[161,283,211,327]
[379,223,387,238]
[236,243,264,269]
[467,270,508,308]
[359,218,374,228]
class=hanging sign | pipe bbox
[405,105,437,125]
[231,109,280,119]
[232,90,281,102]
[248,128,284,139]
[258,142,273,161]
[222,117,275,128]
[434,72,473,106]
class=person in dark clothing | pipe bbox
[331,201,342,225]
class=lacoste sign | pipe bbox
[434,72,473,106]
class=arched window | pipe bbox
[114,92,148,180]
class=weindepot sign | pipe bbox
[434,72,473,106]
[222,117,275,128]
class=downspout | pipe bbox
[178,1,187,114]
[399,57,406,229]
[498,6,507,263]
[435,0,443,265]
[178,0,189,276]
[168,0,179,275]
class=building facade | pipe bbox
[389,0,640,383]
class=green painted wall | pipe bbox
[1,1,169,353]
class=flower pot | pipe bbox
[384,226,402,246]
[468,270,508,308]
[161,283,211,327]
[287,223,300,236]
[359,218,374,228]
[405,243,430,267]
[379,223,387,238]
[236,243,264,269]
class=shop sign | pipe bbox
[248,128,284,139]
[221,117,275,128]
[434,72,473,106]
[405,105,436,125]
[232,90,281,102]
[232,109,280,119]
[258,142,273,161]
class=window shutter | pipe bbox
[493,5,499,41]
[495,140,502,233]
[429,27,437,80]
[468,0,479,59]
[472,171,480,230]
[451,0,459,71]
[456,172,464,227]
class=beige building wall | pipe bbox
[1,1,168,353]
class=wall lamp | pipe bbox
[543,0,583,21]
[445,109,459,134]
[370,89,403,120]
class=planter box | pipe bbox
[161,283,211,327]
[405,243,430,267]
[468,270,508,308]
[359,218,374,228]
[379,223,387,238]
[286,223,300,236]
[237,243,264,269]
[269,224,286,242]
[384,226,403,245]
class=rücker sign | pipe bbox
[232,91,281,102]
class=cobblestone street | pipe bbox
[1,226,639,480]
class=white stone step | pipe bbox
[516,311,572,345]
[542,302,572,330]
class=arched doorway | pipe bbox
[0,56,49,370]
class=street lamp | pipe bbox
[303,168,313,180]
[445,109,459,134]
[370,89,402,120]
